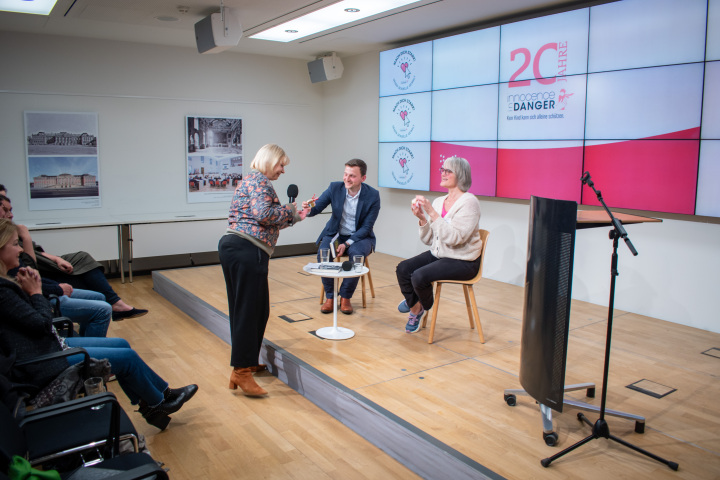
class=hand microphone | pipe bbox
[287,184,298,203]
[341,261,353,271]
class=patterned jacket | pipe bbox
[226,170,299,255]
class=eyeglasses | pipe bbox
[439,167,453,175]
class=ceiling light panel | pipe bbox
[0,0,59,15]
[250,0,422,42]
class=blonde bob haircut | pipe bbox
[250,144,290,176]
[0,219,18,277]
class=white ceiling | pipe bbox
[0,0,610,60]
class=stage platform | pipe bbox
[152,253,720,479]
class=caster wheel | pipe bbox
[587,387,595,398]
[635,421,645,434]
[504,394,517,406]
[543,432,558,447]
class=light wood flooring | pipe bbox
[106,252,720,479]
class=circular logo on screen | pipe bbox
[392,50,417,91]
[390,145,415,185]
[391,98,416,138]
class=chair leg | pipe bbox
[319,284,325,304]
[365,257,375,298]
[427,283,442,344]
[360,275,367,308]
[462,285,475,329]
[466,285,485,344]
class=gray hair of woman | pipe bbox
[250,144,290,176]
[442,156,472,192]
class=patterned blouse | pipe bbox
[226,169,296,254]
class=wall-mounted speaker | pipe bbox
[195,9,242,54]
[308,53,344,83]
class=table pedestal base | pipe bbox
[316,326,355,340]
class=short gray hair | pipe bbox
[250,144,289,176]
[443,156,472,192]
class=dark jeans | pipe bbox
[317,235,373,299]
[66,337,168,406]
[218,234,269,368]
[396,251,481,311]
[43,266,121,305]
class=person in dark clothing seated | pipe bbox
[0,219,197,429]
[0,194,146,320]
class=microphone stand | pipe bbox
[541,172,678,470]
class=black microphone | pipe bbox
[287,184,298,203]
[341,260,353,271]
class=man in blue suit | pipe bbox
[304,159,381,315]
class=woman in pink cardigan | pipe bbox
[396,156,483,333]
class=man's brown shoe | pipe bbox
[321,298,334,314]
[340,297,353,315]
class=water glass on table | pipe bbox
[320,248,330,263]
[353,255,364,273]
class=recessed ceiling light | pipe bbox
[0,0,59,15]
[250,0,421,42]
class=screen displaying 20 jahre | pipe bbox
[378,0,720,217]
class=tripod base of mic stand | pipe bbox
[541,413,679,471]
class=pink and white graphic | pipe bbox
[379,41,432,97]
[496,141,584,202]
[558,89,573,110]
[430,142,497,196]
[583,133,700,215]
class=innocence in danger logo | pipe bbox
[505,41,573,121]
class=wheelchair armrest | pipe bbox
[21,392,123,458]
[52,316,75,338]
[85,462,170,480]
[14,347,90,368]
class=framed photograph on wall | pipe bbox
[24,111,101,210]
[186,116,243,204]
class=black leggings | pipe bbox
[218,234,270,368]
[396,251,481,311]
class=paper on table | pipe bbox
[307,263,342,272]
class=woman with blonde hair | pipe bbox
[0,219,197,430]
[396,156,483,334]
[219,144,308,396]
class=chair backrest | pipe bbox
[467,229,490,283]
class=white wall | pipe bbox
[324,52,720,334]
[0,31,325,249]
[2,33,719,333]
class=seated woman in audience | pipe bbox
[0,219,197,429]
[395,156,483,334]
[0,194,147,320]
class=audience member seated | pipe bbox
[13,259,111,337]
[0,219,197,430]
[0,194,147,321]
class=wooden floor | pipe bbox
[106,252,720,479]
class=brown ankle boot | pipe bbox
[229,367,268,396]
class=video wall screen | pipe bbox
[378,0,720,217]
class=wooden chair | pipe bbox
[421,229,490,344]
[318,252,375,308]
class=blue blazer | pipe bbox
[309,181,381,248]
